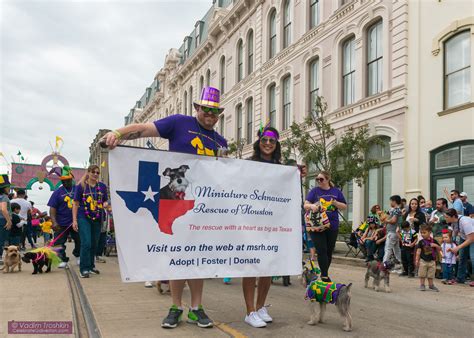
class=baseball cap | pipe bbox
[460,192,467,197]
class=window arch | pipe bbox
[183,91,188,115]
[199,76,204,96]
[283,0,292,48]
[206,69,211,87]
[220,56,226,94]
[282,74,291,130]
[309,57,319,116]
[246,97,253,144]
[444,30,471,109]
[431,140,474,200]
[269,9,277,59]
[247,30,254,75]
[237,39,244,83]
[236,103,243,141]
[342,35,356,105]
[366,136,392,212]
[367,20,383,96]
[268,83,276,128]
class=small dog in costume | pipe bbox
[21,247,62,275]
[365,260,394,293]
[301,259,353,332]
[1,245,22,273]
[159,165,190,200]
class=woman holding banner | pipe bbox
[242,127,281,328]
[304,171,346,282]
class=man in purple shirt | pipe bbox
[48,166,81,268]
[103,87,227,329]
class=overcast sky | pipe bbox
[1,0,210,174]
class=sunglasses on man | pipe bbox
[201,106,221,116]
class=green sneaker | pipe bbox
[187,305,213,328]
[161,305,183,328]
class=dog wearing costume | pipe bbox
[365,260,394,293]
[1,245,22,273]
[301,259,353,332]
[21,247,62,275]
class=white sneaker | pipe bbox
[244,311,267,328]
[58,262,68,268]
[76,258,80,266]
[257,307,272,323]
[144,281,153,288]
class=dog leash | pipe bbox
[31,224,73,263]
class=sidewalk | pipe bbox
[0,243,75,338]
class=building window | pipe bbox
[283,0,292,48]
[342,37,356,105]
[269,9,277,59]
[237,39,244,82]
[220,56,226,94]
[199,76,204,96]
[310,0,319,29]
[309,58,319,115]
[183,37,190,60]
[268,83,276,128]
[282,75,291,130]
[247,30,254,75]
[236,104,243,141]
[367,20,383,96]
[189,86,193,115]
[206,69,211,87]
[246,97,253,144]
[219,115,225,136]
[444,31,471,109]
[342,181,354,222]
[195,21,202,48]
[431,141,474,201]
[183,91,188,115]
[366,136,391,212]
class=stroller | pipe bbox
[104,232,116,257]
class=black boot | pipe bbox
[282,276,291,286]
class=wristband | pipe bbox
[112,130,122,140]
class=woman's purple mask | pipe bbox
[261,130,279,140]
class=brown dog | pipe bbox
[1,246,22,273]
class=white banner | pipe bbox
[109,146,302,282]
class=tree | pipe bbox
[282,96,381,189]
[227,138,247,159]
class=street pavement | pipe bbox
[1,243,473,338]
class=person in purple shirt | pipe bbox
[304,171,347,282]
[72,164,108,279]
[48,166,81,268]
[102,87,227,329]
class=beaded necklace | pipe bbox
[82,182,104,221]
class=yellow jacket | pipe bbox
[41,221,53,234]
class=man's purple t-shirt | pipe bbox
[73,182,108,220]
[47,185,75,226]
[153,115,227,155]
[305,187,346,230]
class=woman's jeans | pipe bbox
[0,218,9,250]
[96,231,107,257]
[78,218,101,273]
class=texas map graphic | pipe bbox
[116,161,195,235]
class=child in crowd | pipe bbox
[400,221,417,277]
[361,221,378,262]
[383,195,403,270]
[374,226,386,261]
[41,216,53,245]
[440,229,457,285]
[416,224,441,292]
[9,203,26,246]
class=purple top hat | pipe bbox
[193,86,225,112]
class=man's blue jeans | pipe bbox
[78,218,101,274]
[456,238,473,282]
[54,225,80,262]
